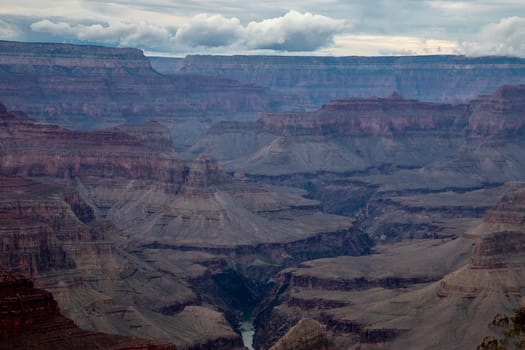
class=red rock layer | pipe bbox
[0,108,187,184]
[259,92,469,136]
[470,188,525,269]
[0,176,93,276]
[252,85,525,137]
[468,85,525,134]
[0,40,294,125]
[0,270,176,350]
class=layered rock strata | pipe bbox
[0,107,187,183]
[0,270,176,350]
[0,40,299,131]
[191,85,525,177]
[155,54,525,105]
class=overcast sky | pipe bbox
[1,1,524,57]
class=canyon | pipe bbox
[0,40,301,150]
[252,183,525,349]
[1,40,525,349]
[0,103,371,349]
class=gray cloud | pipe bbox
[14,1,525,56]
[0,19,21,40]
[175,14,242,47]
[174,10,345,51]
[31,19,175,49]
[460,16,525,56]
[30,10,344,52]
[244,10,345,51]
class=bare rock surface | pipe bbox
[0,270,177,350]
[0,40,300,146]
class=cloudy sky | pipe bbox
[1,0,524,57]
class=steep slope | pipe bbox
[0,108,187,184]
[268,319,337,350]
[154,55,525,105]
[0,270,176,350]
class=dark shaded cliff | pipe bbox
[154,54,525,105]
[0,270,177,350]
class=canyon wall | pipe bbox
[154,54,525,105]
[0,270,177,350]
[0,40,299,132]
[190,85,525,180]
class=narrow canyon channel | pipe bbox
[240,308,255,350]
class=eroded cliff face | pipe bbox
[267,318,337,350]
[0,270,177,350]
[0,108,187,184]
[0,175,105,278]
[154,54,525,105]
[190,86,525,181]
[258,93,469,136]
[0,40,299,132]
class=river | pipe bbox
[240,309,255,350]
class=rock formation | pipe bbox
[0,270,176,350]
[190,86,525,180]
[0,107,187,184]
[268,319,337,350]
[4,39,525,350]
[153,54,525,105]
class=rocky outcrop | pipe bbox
[439,186,525,296]
[184,154,231,188]
[252,185,525,350]
[255,86,525,138]
[258,93,469,137]
[268,318,337,350]
[0,270,177,350]
[0,108,187,184]
[113,121,175,152]
[0,103,376,350]
[154,54,525,105]
[0,175,111,277]
[252,234,477,349]
[468,85,525,134]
